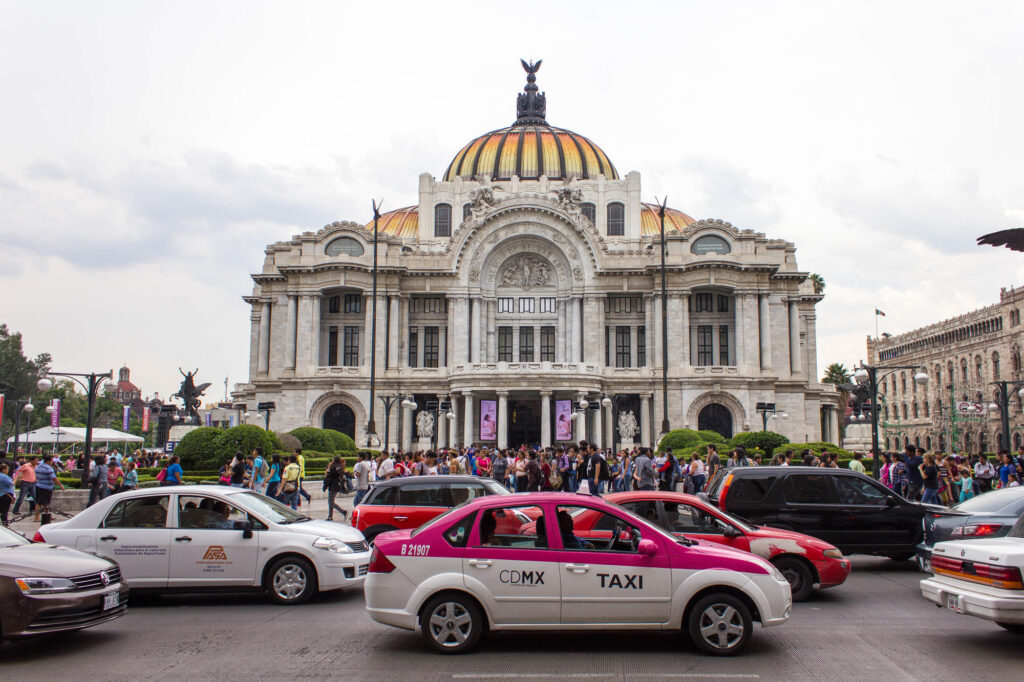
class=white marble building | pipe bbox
[234,63,840,450]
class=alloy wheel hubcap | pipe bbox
[273,564,307,600]
[428,602,472,647]
[698,603,744,649]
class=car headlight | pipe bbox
[767,564,786,583]
[823,548,844,559]
[15,577,77,594]
[312,537,353,554]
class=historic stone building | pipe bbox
[867,285,1024,453]
[235,63,840,450]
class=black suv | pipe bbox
[702,466,941,560]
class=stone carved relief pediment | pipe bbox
[498,253,553,290]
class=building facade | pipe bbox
[235,63,839,450]
[867,285,1024,453]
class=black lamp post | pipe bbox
[600,394,631,454]
[989,380,1024,452]
[378,394,402,454]
[366,199,383,448]
[656,196,670,438]
[755,402,787,431]
[256,401,276,431]
[854,363,928,478]
[36,370,113,488]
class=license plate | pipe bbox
[946,593,963,614]
[103,592,119,611]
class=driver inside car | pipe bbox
[557,509,593,550]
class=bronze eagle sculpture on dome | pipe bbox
[978,229,1024,252]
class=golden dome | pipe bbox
[364,205,418,237]
[640,203,695,236]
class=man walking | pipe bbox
[295,449,312,507]
[353,453,372,506]
[12,456,38,515]
[33,455,64,519]
[633,447,656,491]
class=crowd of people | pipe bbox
[876,444,1024,506]
[214,448,350,519]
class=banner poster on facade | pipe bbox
[122,405,131,431]
[51,398,60,427]
[205,412,212,427]
[479,400,497,441]
[142,407,150,432]
[228,414,236,427]
[555,400,573,441]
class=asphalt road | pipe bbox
[3,554,1022,681]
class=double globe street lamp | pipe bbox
[36,370,115,488]
[853,363,929,477]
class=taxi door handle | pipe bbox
[566,564,589,574]
[175,536,192,543]
[468,559,492,568]
[100,535,117,542]
[394,516,408,521]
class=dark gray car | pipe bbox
[917,487,1024,571]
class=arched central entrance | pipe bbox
[698,403,733,439]
[322,403,356,440]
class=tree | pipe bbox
[0,324,51,442]
[822,363,851,385]
[809,273,825,295]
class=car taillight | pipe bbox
[368,547,396,574]
[951,524,1002,538]
[931,555,963,573]
[974,563,1024,585]
[718,474,734,507]
[350,508,359,527]
[32,531,45,543]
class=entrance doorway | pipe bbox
[322,403,356,440]
[697,403,733,439]
[508,399,541,448]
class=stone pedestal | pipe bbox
[842,423,873,454]
[619,437,635,453]
[417,437,434,453]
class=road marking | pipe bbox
[452,675,758,680]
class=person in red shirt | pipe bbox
[12,457,38,514]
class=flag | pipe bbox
[122,405,130,430]
[142,407,150,432]
[229,414,236,427]
[50,399,60,428]
[205,412,212,427]
[875,309,886,317]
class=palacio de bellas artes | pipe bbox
[234,61,841,451]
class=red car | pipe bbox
[350,476,512,543]
[572,491,850,601]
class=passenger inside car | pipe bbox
[557,510,593,550]
[479,511,504,546]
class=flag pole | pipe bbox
[875,311,879,340]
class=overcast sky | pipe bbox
[3,0,1023,401]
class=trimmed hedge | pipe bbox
[772,442,854,459]
[174,427,224,471]
[696,430,726,444]
[213,425,276,464]
[729,431,789,454]
[288,427,357,454]
[657,429,705,453]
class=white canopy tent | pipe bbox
[6,426,144,446]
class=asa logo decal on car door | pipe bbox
[198,545,232,573]
[597,573,643,589]
[499,569,545,586]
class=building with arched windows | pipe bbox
[868,285,1024,453]
[234,63,840,449]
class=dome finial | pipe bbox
[515,59,546,125]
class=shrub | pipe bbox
[277,433,301,453]
[657,429,704,453]
[326,430,357,452]
[729,431,790,454]
[213,425,276,464]
[174,427,224,471]
[696,430,726,444]
[772,442,854,459]
[289,427,337,453]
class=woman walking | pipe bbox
[265,454,283,499]
[324,457,348,521]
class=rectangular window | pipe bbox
[343,294,361,313]
[582,203,596,224]
[408,327,418,367]
[519,297,535,313]
[697,325,713,366]
[498,326,513,362]
[717,295,730,313]
[410,297,446,314]
[719,325,729,366]
[605,326,611,366]
[616,326,631,368]
[606,296,642,314]
[607,202,625,236]
[519,326,534,362]
[328,295,340,314]
[539,297,555,313]
[423,326,439,368]
[343,326,359,366]
[498,297,514,313]
[540,326,555,361]
[328,326,338,365]
[694,293,713,312]
[637,326,646,366]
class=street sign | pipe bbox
[164,441,177,453]
[955,401,986,415]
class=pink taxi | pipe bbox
[364,492,792,656]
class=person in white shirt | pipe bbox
[352,453,373,506]
[974,455,996,493]
[377,453,395,480]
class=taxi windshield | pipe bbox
[230,492,310,524]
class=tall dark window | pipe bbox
[637,326,646,366]
[717,295,730,313]
[328,295,340,314]
[519,326,534,362]
[408,327,418,367]
[434,203,452,237]
[343,326,359,366]
[719,325,729,366]
[423,326,439,368]
[616,326,631,368]
[697,325,713,366]
[581,202,596,224]
[540,326,555,361]
[463,203,472,221]
[605,326,611,366]
[343,294,361,313]
[607,202,625,236]
[327,326,338,365]
[694,293,713,312]
[498,326,513,362]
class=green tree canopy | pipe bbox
[0,324,51,441]
[822,362,851,385]
[809,273,825,295]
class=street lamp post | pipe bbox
[378,394,402,454]
[424,399,453,453]
[754,402,788,431]
[256,401,276,431]
[990,380,1024,452]
[366,199,383,448]
[655,196,670,438]
[854,363,929,478]
[36,370,114,488]
[9,400,35,455]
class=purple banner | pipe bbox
[555,400,573,441]
[479,400,497,441]
[205,412,212,427]
[122,405,130,431]
[50,398,60,428]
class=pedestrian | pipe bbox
[906,446,924,500]
[689,453,706,492]
[12,456,38,515]
[958,466,974,502]
[353,452,372,506]
[920,453,941,505]
[525,451,543,492]
[706,444,721,479]
[849,452,866,474]
[280,455,301,510]
[107,458,125,494]
[163,455,183,486]
[0,463,14,526]
[250,448,268,491]
[975,454,995,493]
[122,460,139,491]
[265,454,283,499]
[230,452,246,487]
[477,449,492,478]
[633,447,656,491]
[34,455,64,516]
[296,449,312,507]
[87,455,109,505]
[658,448,678,491]
[324,457,348,521]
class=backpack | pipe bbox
[492,458,507,479]
[258,458,270,479]
[599,457,611,481]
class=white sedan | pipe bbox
[35,485,371,604]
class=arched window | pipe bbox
[902,403,908,419]
[463,203,472,221]
[1013,345,1022,373]
[975,355,984,381]
[581,202,596,225]
[1016,433,1022,449]
[691,235,731,255]
[924,401,930,418]
[434,203,452,237]
[993,351,1001,380]
[884,405,889,419]
[325,236,365,257]
[926,436,932,450]
[901,372,907,394]
[961,359,968,384]
[882,381,887,395]
[885,437,891,450]
[912,402,919,418]
[914,436,920,447]
[606,202,625,236]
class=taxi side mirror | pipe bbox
[638,539,658,556]
[235,520,253,539]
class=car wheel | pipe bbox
[886,552,915,562]
[773,557,813,602]
[266,556,317,605]
[997,622,1024,634]
[420,593,483,654]
[687,593,753,656]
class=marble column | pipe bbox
[644,295,654,368]
[437,394,448,449]
[375,294,387,371]
[310,294,321,370]
[666,294,683,371]
[486,300,496,362]
[388,296,400,369]
[540,391,552,448]
[604,404,613,451]
[679,293,690,369]
[284,294,298,370]
[401,401,413,452]
[497,391,509,449]
[593,399,603,449]
[571,297,582,362]
[363,294,373,365]
[463,391,475,447]
[640,394,652,447]
[759,293,773,370]
[258,301,271,374]
[789,300,802,374]
[444,296,454,367]
[557,299,567,362]
[575,393,587,443]
[399,296,410,368]
[829,407,840,446]
[471,297,483,363]
[454,297,470,364]
[739,294,759,370]
[249,310,261,377]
